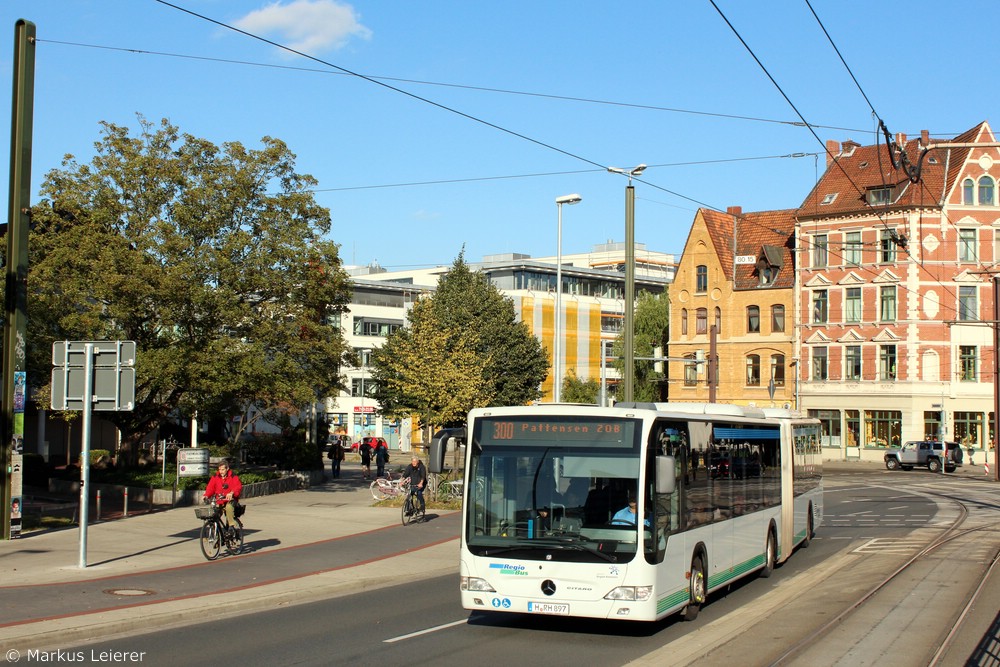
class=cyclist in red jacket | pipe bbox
[204,462,242,530]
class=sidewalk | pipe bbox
[0,466,460,653]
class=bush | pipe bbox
[241,435,321,470]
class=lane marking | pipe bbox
[384,619,467,643]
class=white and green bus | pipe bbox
[456,402,822,622]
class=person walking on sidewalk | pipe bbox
[360,439,373,480]
[374,440,390,478]
[204,462,243,530]
[329,443,345,479]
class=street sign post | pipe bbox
[51,341,136,568]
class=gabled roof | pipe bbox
[797,122,992,218]
[734,209,797,290]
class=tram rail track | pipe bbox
[772,488,1000,666]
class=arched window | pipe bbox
[714,307,722,333]
[980,176,995,206]
[696,308,708,334]
[746,305,760,333]
[963,178,975,205]
[681,308,688,336]
[746,354,761,386]
[771,354,785,386]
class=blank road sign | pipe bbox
[50,366,135,411]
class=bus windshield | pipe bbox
[465,415,644,562]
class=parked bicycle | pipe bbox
[195,494,243,560]
[370,471,406,501]
[401,485,425,526]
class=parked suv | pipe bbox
[884,440,963,473]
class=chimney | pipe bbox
[826,139,841,166]
[727,206,742,217]
[895,132,907,146]
[921,129,930,146]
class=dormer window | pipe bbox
[868,187,892,206]
[756,245,784,287]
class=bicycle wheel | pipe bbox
[370,479,389,501]
[200,519,221,560]
[401,494,414,526]
[225,519,244,556]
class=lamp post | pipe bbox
[554,194,582,403]
[606,164,646,403]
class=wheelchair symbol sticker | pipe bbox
[491,597,512,609]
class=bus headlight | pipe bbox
[604,586,653,602]
[461,576,496,592]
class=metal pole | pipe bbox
[2,20,35,542]
[600,344,606,407]
[624,185,635,403]
[993,276,999,481]
[79,343,94,568]
[555,203,563,403]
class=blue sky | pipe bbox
[1,1,997,271]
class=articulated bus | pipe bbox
[456,402,822,622]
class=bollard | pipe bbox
[123,487,129,518]
[96,489,101,521]
[149,486,154,514]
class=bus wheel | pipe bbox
[801,507,813,548]
[760,530,776,578]
[682,556,706,621]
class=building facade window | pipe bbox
[353,317,403,337]
[959,229,977,262]
[746,305,760,333]
[954,411,983,446]
[959,286,978,321]
[684,354,698,386]
[960,345,977,381]
[812,346,828,380]
[771,305,785,332]
[696,265,708,293]
[879,344,897,380]
[879,285,897,322]
[845,231,862,265]
[351,378,376,397]
[845,345,862,380]
[808,409,842,447]
[814,234,828,268]
[714,307,722,333]
[681,308,688,336]
[812,290,828,324]
[869,187,891,206]
[866,409,901,447]
[979,176,995,206]
[924,411,943,441]
[963,178,975,205]
[746,354,761,386]
[845,410,860,447]
[845,287,862,322]
[880,230,896,263]
[771,354,785,386]
[696,308,707,334]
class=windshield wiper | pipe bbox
[529,537,618,562]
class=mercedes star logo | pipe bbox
[541,579,557,596]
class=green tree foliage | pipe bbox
[371,252,548,429]
[561,370,600,404]
[26,117,353,460]
[612,290,670,402]
[431,253,549,407]
[369,298,487,429]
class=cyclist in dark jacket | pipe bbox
[401,456,428,513]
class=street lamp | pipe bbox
[554,194,582,403]
[606,164,646,403]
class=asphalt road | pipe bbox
[39,468,1000,667]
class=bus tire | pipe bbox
[801,506,814,548]
[682,555,706,621]
[759,528,776,578]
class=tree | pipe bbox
[561,370,600,404]
[26,116,354,461]
[613,290,670,402]
[370,252,548,430]
[369,298,487,434]
[431,252,549,406]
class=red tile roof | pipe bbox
[697,208,796,289]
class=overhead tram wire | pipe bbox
[35,38,869,135]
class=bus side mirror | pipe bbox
[428,427,466,474]
[656,455,676,495]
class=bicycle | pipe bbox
[195,495,243,560]
[370,471,406,501]
[401,484,425,525]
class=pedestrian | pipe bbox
[360,439,373,480]
[329,442,345,479]
[374,439,390,478]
